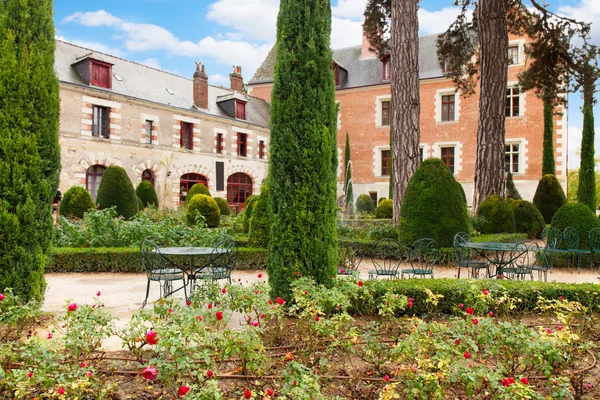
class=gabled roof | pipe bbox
[248,33,445,89]
[54,40,270,128]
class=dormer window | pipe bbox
[382,60,390,81]
[235,100,246,120]
[91,60,112,89]
[333,65,341,86]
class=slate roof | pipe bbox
[54,40,270,128]
[249,33,444,88]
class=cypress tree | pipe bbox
[388,125,393,200]
[542,96,556,175]
[506,172,522,200]
[0,0,60,301]
[267,0,338,300]
[577,104,596,211]
[344,133,353,215]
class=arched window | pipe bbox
[227,173,253,209]
[86,165,106,202]
[142,169,155,186]
[180,173,208,202]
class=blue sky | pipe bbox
[54,0,600,169]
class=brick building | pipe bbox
[54,40,270,210]
[247,33,568,206]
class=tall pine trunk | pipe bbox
[390,0,420,223]
[267,0,338,300]
[577,81,596,211]
[542,93,556,175]
[473,0,509,210]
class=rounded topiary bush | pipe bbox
[136,196,144,212]
[242,195,259,233]
[249,185,270,248]
[214,197,231,216]
[533,174,566,224]
[399,158,469,247]
[96,166,139,219]
[457,181,467,204]
[136,181,159,208]
[378,197,387,205]
[185,183,211,203]
[356,194,375,214]
[375,199,393,219]
[476,195,516,234]
[187,194,220,228]
[511,200,545,239]
[60,186,95,219]
[551,202,600,249]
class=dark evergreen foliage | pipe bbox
[533,174,567,224]
[577,104,597,212]
[457,181,467,204]
[506,172,522,200]
[136,196,144,212]
[511,200,545,239]
[214,197,231,216]
[356,194,375,214]
[344,133,354,215]
[267,0,338,300]
[186,194,220,228]
[0,0,61,301]
[375,199,393,219]
[242,195,259,233]
[60,186,95,219]
[476,195,516,234]
[249,184,270,248]
[542,98,556,176]
[551,202,600,249]
[95,166,139,220]
[135,181,159,208]
[399,158,469,247]
[185,184,211,204]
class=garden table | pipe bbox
[465,242,527,278]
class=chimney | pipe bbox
[193,61,209,109]
[229,65,244,92]
[361,29,377,59]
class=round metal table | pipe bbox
[465,242,526,278]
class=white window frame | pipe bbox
[419,144,430,162]
[508,39,526,67]
[505,138,527,175]
[375,95,391,127]
[373,145,390,178]
[432,141,463,175]
[141,114,159,145]
[435,89,460,123]
[506,83,525,118]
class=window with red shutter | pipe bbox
[181,122,193,150]
[91,61,112,89]
[258,140,265,159]
[235,101,246,120]
[216,133,224,154]
[237,133,248,157]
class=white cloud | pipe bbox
[567,124,600,169]
[140,58,161,69]
[206,0,278,42]
[63,10,122,27]
[209,73,229,85]
[332,0,367,20]
[419,6,470,36]
[558,0,600,45]
[331,17,363,49]
[55,35,123,57]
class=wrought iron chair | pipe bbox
[206,234,237,284]
[338,242,364,276]
[502,242,537,281]
[368,238,403,279]
[530,242,550,282]
[563,227,590,274]
[588,228,600,274]
[140,237,187,309]
[453,232,489,279]
[401,238,439,279]
[541,226,567,273]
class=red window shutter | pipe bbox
[236,101,246,120]
[91,62,111,89]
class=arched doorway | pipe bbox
[86,165,106,202]
[142,169,155,186]
[180,173,208,202]
[227,173,253,210]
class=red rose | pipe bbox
[559,296,564,301]
[186,300,192,306]
[146,329,159,345]
[502,377,515,387]
[221,288,227,293]
[68,303,78,312]
[383,375,390,381]
[244,388,252,398]
[58,387,65,395]
[268,299,273,305]
[196,315,203,322]
[358,281,364,287]
[520,377,529,385]
[489,311,495,317]
[86,371,93,377]
[315,316,320,321]
[216,311,224,320]
[27,371,32,378]
[47,333,53,339]
[276,297,285,305]
[455,339,460,345]
[459,303,464,309]
[466,307,474,315]
[472,318,479,325]
[267,388,274,396]
[208,303,213,309]
[258,273,263,278]
[179,386,190,397]
[464,351,471,359]
[96,291,101,297]
[142,366,158,380]
[482,289,489,296]
[81,362,88,368]
[207,370,214,378]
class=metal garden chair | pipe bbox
[338,242,364,276]
[206,234,237,284]
[140,237,187,309]
[530,242,550,282]
[453,232,489,279]
[563,227,590,274]
[501,242,537,281]
[368,238,403,279]
[541,226,567,273]
[588,228,600,274]
[401,238,439,279]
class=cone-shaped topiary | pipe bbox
[214,197,231,216]
[533,174,566,224]
[456,182,467,204]
[577,104,596,212]
[399,158,469,247]
[136,196,144,212]
[242,195,259,233]
[476,195,516,234]
[356,194,375,214]
[60,186,95,219]
[249,184,271,248]
[96,166,139,219]
[511,200,545,239]
[376,199,393,219]
[506,172,522,200]
[551,202,600,249]
[135,181,159,208]
[187,194,220,228]
[344,132,354,215]
[185,183,211,204]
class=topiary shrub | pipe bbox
[242,195,259,233]
[551,202,600,249]
[185,183,211,204]
[135,181,159,208]
[506,172,522,200]
[533,174,566,224]
[249,184,271,248]
[457,182,467,204]
[356,194,375,214]
[96,166,139,219]
[187,194,220,228]
[399,158,469,247]
[375,199,393,219]
[60,186,95,219]
[378,197,387,205]
[214,197,231,216]
[476,195,516,234]
[511,200,545,239]
[136,196,144,212]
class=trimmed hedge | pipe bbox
[551,202,600,249]
[185,184,211,204]
[476,195,515,234]
[187,194,220,228]
[96,166,139,219]
[60,186,95,219]
[214,197,231,216]
[49,247,267,273]
[135,181,159,208]
[511,200,545,239]
[375,199,393,219]
[356,194,375,213]
[533,174,566,223]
